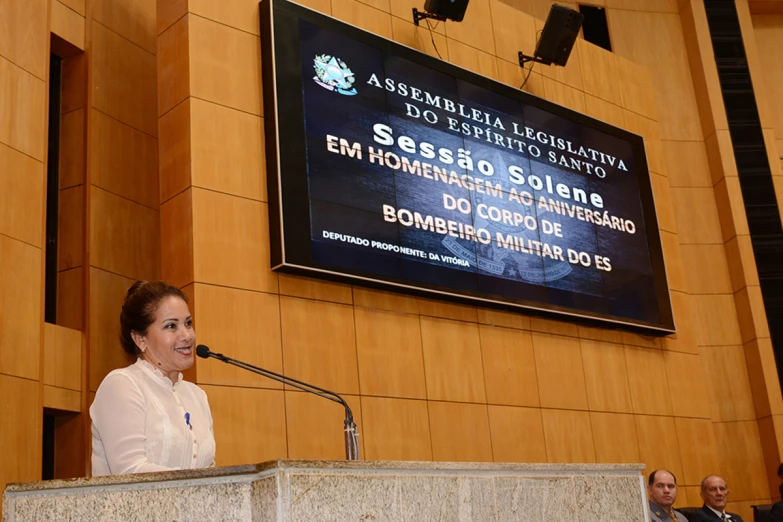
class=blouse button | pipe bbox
[193,454,197,459]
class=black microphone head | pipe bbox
[196,345,211,359]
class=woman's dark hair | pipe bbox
[119,281,188,356]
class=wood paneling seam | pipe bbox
[92,19,156,58]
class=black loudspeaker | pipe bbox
[423,0,470,22]
[535,4,584,66]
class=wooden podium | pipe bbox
[3,460,649,521]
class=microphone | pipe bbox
[195,344,360,460]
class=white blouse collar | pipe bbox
[135,358,183,388]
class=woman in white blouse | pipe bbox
[90,281,217,475]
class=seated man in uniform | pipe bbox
[648,469,689,522]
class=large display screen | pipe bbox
[261,0,675,333]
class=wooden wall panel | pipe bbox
[664,140,713,188]
[691,294,743,347]
[477,308,530,330]
[191,188,277,293]
[675,417,719,486]
[59,108,85,190]
[280,297,359,394]
[745,338,783,419]
[428,401,493,462]
[157,0,186,35]
[90,187,160,280]
[331,0,393,39]
[57,266,84,330]
[279,275,352,305]
[577,39,622,105]
[88,268,136,391]
[488,0,536,65]
[360,396,432,461]
[752,14,783,137]
[700,345,757,422]
[650,173,677,233]
[0,56,46,160]
[635,415,684,481]
[61,53,87,115]
[615,57,658,121]
[542,77,586,113]
[157,15,189,118]
[158,98,191,204]
[609,9,702,141]
[354,308,426,399]
[51,0,85,52]
[420,317,486,403]
[660,232,687,293]
[680,244,733,294]
[57,185,84,270]
[285,391,364,460]
[389,16,449,60]
[188,0,260,35]
[194,284,283,389]
[0,374,40,495]
[622,110,665,174]
[533,333,588,410]
[584,94,626,128]
[43,385,81,412]
[625,346,672,416]
[664,352,711,419]
[705,130,738,184]
[669,188,724,245]
[160,188,193,288]
[714,177,751,242]
[190,98,266,202]
[0,235,41,380]
[43,324,82,390]
[59,0,84,16]
[91,21,157,137]
[0,142,44,247]
[0,0,48,79]
[580,340,633,413]
[445,39,499,80]
[204,385,288,465]
[188,14,262,116]
[417,299,477,323]
[541,409,595,464]
[590,412,640,464]
[714,421,770,501]
[479,326,539,407]
[93,0,156,53]
[90,109,158,209]
[353,287,418,315]
[442,0,494,55]
[487,405,547,463]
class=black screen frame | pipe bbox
[260,0,675,335]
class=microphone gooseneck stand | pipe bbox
[195,344,360,461]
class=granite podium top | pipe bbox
[6,460,645,493]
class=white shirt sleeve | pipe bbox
[91,372,178,475]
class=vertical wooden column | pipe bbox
[0,0,51,509]
[679,0,783,504]
[85,0,161,398]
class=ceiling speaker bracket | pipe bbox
[412,8,447,26]
[518,52,551,67]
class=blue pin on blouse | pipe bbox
[184,412,193,430]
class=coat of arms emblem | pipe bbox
[313,54,357,95]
